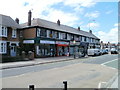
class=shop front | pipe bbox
[36,40,56,57]
[56,41,69,56]
[69,41,81,57]
[80,42,89,55]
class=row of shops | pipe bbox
[23,39,90,58]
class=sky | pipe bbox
[0,0,119,43]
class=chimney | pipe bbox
[57,19,60,26]
[78,27,80,30]
[28,10,32,26]
[89,30,92,33]
[15,18,19,24]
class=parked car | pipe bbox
[99,49,104,55]
[87,49,100,56]
[111,48,118,54]
[102,49,108,54]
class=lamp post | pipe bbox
[73,40,76,59]
[88,20,95,30]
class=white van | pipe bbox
[87,49,100,56]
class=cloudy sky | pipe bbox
[0,0,118,43]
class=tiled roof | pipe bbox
[0,14,20,28]
[20,18,100,39]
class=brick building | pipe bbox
[0,14,20,58]
[19,11,100,58]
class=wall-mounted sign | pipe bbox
[56,41,69,45]
[70,41,80,45]
[23,40,34,44]
[40,40,55,44]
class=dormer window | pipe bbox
[0,26,7,37]
[12,29,17,38]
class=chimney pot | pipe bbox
[28,10,32,26]
[57,19,60,26]
[78,27,80,30]
[15,18,19,24]
[89,30,92,33]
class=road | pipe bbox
[2,54,118,88]
[1,54,118,78]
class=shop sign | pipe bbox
[70,41,80,45]
[23,40,34,44]
[56,41,69,45]
[40,40,55,44]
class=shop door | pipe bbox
[10,45,16,57]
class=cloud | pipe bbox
[40,9,79,26]
[86,22,100,29]
[106,10,113,14]
[85,11,100,18]
[97,23,118,43]
[0,0,98,27]
[63,0,96,8]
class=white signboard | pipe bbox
[56,41,69,45]
[40,40,55,44]
[23,40,34,44]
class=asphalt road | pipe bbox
[1,54,118,78]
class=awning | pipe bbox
[57,44,68,46]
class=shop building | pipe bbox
[0,14,20,57]
[19,11,100,58]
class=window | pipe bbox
[40,28,46,37]
[37,28,41,37]
[0,41,7,54]
[71,34,74,40]
[79,36,82,41]
[12,29,17,38]
[0,26,7,37]
[62,33,66,39]
[20,31,23,37]
[74,35,79,41]
[67,34,71,40]
[82,36,85,42]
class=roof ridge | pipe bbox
[32,18,90,33]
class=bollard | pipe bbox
[29,85,34,90]
[63,81,67,90]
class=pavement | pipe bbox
[0,56,79,69]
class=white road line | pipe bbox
[98,82,106,88]
[101,59,118,65]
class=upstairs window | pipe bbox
[12,29,17,38]
[0,26,7,37]
[37,28,41,37]
[20,31,23,37]
[40,28,46,37]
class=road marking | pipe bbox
[101,59,118,65]
[101,59,118,69]
[98,82,106,88]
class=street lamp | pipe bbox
[73,40,76,59]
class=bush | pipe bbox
[1,56,29,63]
